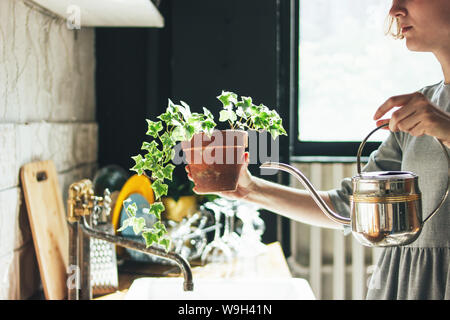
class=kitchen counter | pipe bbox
[96,241,291,300]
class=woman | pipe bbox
[187,0,450,299]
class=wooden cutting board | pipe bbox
[21,160,68,300]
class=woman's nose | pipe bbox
[389,0,407,18]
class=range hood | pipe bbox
[29,0,164,27]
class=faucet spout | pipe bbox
[79,217,194,292]
[260,162,351,226]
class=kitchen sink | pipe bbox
[125,277,316,300]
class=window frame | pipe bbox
[289,0,382,160]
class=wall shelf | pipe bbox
[30,0,164,27]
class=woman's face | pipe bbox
[389,0,450,53]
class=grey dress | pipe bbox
[327,80,450,300]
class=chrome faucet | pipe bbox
[67,179,193,300]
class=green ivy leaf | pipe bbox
[142,231,158,247]
[141,140,158,152]
[157,113,172,123]
[146,147,163,161]
[269,109,281,119]
[219,110,228,121]
[153,221,167,234]
[157,109,174,124]
[252,116,264,129]
[241,96,253,107]
[179,101,192,121]
[201,119,216,136]
[202,107,214,120]
[167,99,177,113]
[148,202,165,220]
[236,97,252,118]
[236,106,247,119]
[151,168,165,180]
[146,120,163,138]
[270,129,280,140]
[132,217,146,234]
[183,124,196,141]
[187,112,204,123]
[160,132,176,149]
[131,154,145,175]
[247,105,260,116]
[117,218,131,232]
[151,179,168,200]
[171,126,187,142]
[162,164,175,180]
[217,91,238,108]
[268,117,287,139]
[125,202,138,217]
[219,109,237,122]
[159,238,171,252]
[168,148,176,161]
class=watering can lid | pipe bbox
[354,171,417,180]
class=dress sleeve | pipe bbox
[326,131,404,234]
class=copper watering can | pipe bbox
[261,124,450,247]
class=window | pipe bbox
[294,0,442,157]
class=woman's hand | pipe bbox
[185,152,255,199]
[373,92,450,147]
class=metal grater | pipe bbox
[89,193,119,296]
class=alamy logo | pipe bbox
[66,265,80,290]
[171,130,281,175]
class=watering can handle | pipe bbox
[356,123,450,224]
[356,123,388,174]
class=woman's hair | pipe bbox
[385,15,404,39]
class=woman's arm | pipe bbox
[186,152,343,230]
[244,175,344,230]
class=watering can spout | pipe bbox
[260,162,351,226]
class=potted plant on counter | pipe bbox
[119,91,287,250]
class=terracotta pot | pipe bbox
[181,130,248,193]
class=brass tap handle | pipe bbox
[67,179,96,222]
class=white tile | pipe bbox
[0,243,40,300]
[0,124,17,190]
[0,188,20,257]
[14,122,98,187]
[0,0,95,123]
[0,251,14,300]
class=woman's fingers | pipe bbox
[374,92,433,132]
[394,110,422,133]
[241,152,250,169]
[375,91,450,143]
[373,93,416,120]
[375,118,391,129]
[389,93,430,131]
[185,165,193,181]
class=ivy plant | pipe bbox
[119,91,286,252]
[217,91,287,139]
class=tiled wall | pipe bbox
[0,0,97,299]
